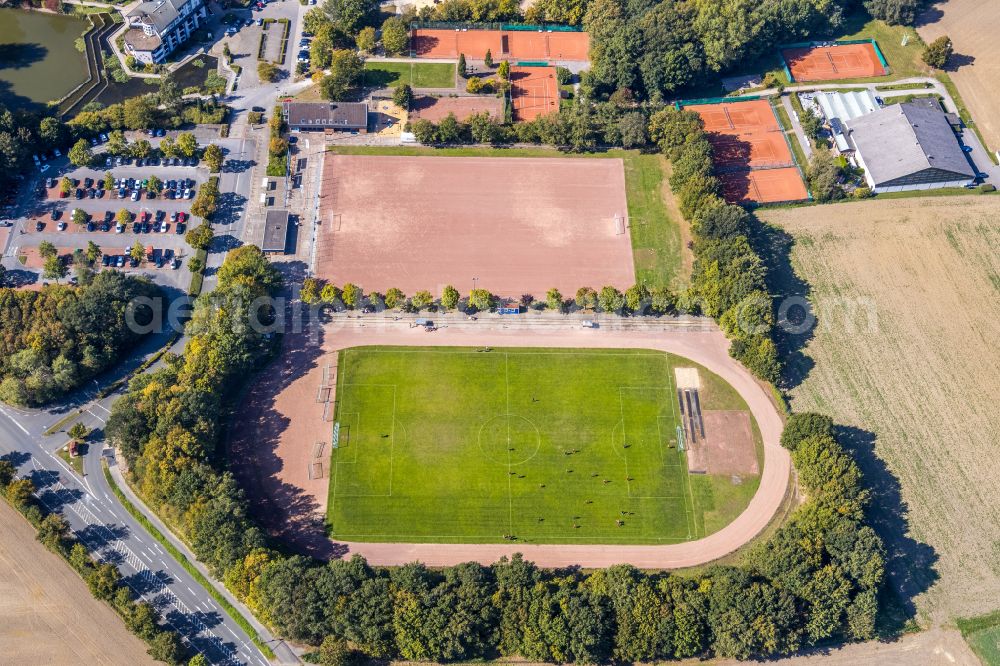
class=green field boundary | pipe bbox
[326,145,684,288]
[102,463,276,660]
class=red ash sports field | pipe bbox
[412,28,589,61]
[685,99,808,204]
[317,154,635,296]
[511,66,559,121]
[782,43,887,81]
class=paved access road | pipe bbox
[0,331,283,666]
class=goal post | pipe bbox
[333,421,341,448]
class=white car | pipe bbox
[131,190,140,201]
[115,223,125,233]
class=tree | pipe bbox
[800,108,824,145]
[59,177,73,197]
[303,7,332,34]
[468,288,493,311]
[320,283,341,304]
[158,72,181,108]
[130,241,146,264]
[203,144,224,172]
[122,96,154,131]
[85,240,102,264]
[320,50,364,100]
[393,83,413,109]
[39,241,57,259]
[342,282,363,308]
[780,412,834,451]
[147,631,186,664]
[71,208,88,226]
[258,61,280,83]
[147,174,162,193]
[176,132,198,158]
[411,118,437,144]
[498,60,511,80]
[624,283,647,313]
[457,53,467,77]
[159,136,178,158]
[310,28,335,69]
[186,223,214,250]
[546,288,563,311]
[68,422,89,441]
[191,178,219,220]
[39,117,67,149]
[384,287,405,309]
[86,562,121,600]
[68,138,93,167]
[130,138,152,159]
[618,111,647,147]
[484,48,494,68]
[381,17,408,55]
[437,113,463,144]
[37,513,70,552]
[324,0,378,34]
[441,285,459,310]
[575,286,597,310]
[411,290,433,309]
[319,636,351,666]
[106,129,128,155]
[103,171,115,191]
[356,26,376,52]
[922,35,953,69]
[864,0,921,25]
[116,208,132,226]
[598,285,624,312]
[300,277,322,304]
[5,478,35,509]
[807,149,844,203]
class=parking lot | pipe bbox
[4,154,208,289]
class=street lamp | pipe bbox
[472,276,479,291]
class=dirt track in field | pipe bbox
[918,0,1000,151]
[0,502,156,666]
[762,197,1000,622]
[230,318,789,568]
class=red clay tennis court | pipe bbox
[720,168,809,205]
[317,153,635,296]
[684,99,808,204]
[411,28,589,62]
[511,66,559,121]
[782,43,887,81]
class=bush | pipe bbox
[780,412,834,451]
[922,35,953,69]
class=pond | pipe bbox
[0,8,90,109]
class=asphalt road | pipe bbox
[0,335,275,666]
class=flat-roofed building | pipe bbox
[262,209,290,254]
[282,102,368,133]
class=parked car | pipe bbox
[116,255,126,267]
[35,221,44,231]
[175,222,186,234]
[115,222,125,233]
[102,255,111,266]
[87,222,95,232]
[136,158,144,167]
[75,188,83,199]
[177,211,187,224]
[57,221,66,231]
[131,191,139,201]
[96,189,105,199]
[99,133,108,142]
[84,178,93,188]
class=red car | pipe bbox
[177,212,187,223]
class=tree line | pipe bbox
[0,271,161,406]
[107,246,887,664]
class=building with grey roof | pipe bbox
[283,102,368,133]
[845,102,975,193]
[262,210,290,254]
[123,0,207,65]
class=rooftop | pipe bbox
[123,27,162,52]
[283,102,368,129]
[846,102,975,185]
[127,0,189,33]
[262,210,290,253]
[811,89,878,123]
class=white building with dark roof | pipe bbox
[123,0,207,65]
[282,102,369,133]
[845,102,975,193]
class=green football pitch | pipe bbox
[327,346,761,544]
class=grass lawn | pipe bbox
[329,145,685,289]
[959,611,1000,665]
[363,61,456,89]
[327,346,760,544]
[57,446,84,475]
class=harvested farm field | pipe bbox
[761,196,1000,623]
[0,501,156,666]
[918,0,1000,152]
